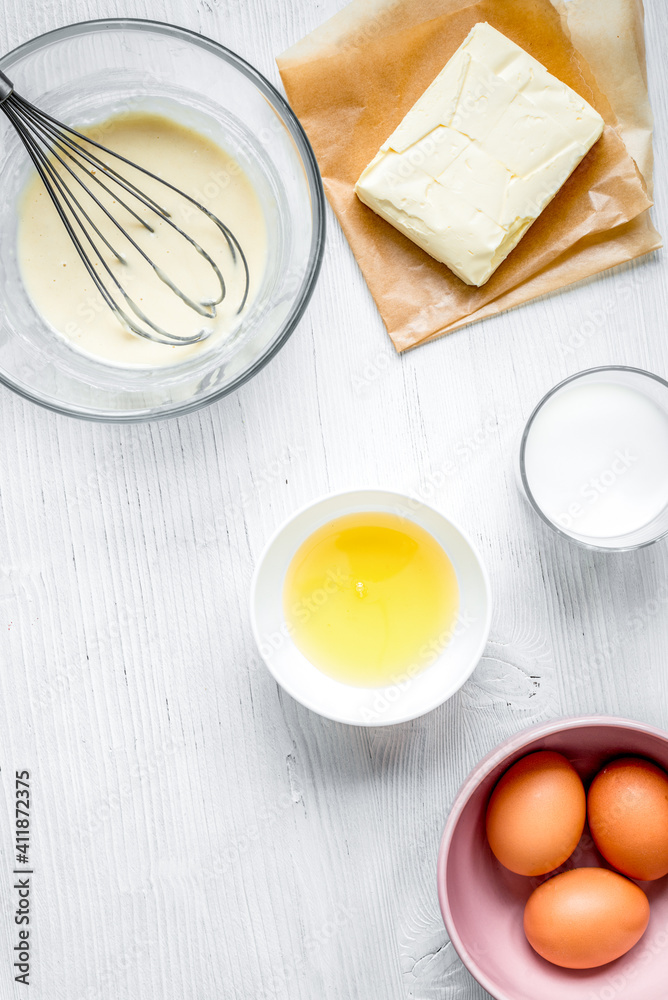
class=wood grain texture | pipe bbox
[0,1,666,998]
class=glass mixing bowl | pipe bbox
[0,19,326,421]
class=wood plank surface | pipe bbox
[0,1,666,998]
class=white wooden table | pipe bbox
[0,2,666,998]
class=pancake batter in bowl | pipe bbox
[17,112,267,367]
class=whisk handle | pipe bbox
[0,70,14,104]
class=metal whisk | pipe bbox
[0,70,250,346]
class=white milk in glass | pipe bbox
[523,380,668,541]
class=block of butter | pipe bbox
[355,22,604,287]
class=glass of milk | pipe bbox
[519,367,668,550]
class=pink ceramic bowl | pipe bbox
[437,716,668,1000]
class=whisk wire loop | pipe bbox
[11,95,223,324]
[0,71,251,346]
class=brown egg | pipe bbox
[486,750,586,876]
[524,868,650,969]
[588,756,668,881]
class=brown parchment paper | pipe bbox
[278,0,662,351]
[556,0,654,192]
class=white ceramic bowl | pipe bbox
[250,489,492,726]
